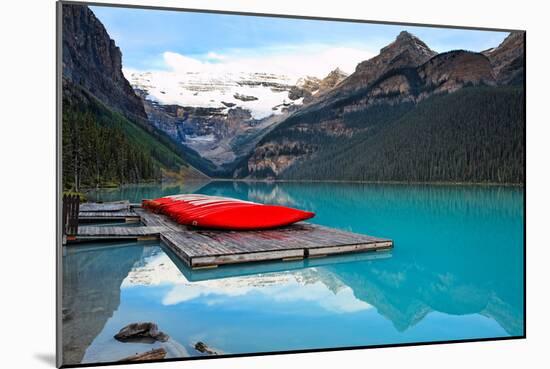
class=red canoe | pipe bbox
[143,194,315,230]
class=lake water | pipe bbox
[62,181,524,365]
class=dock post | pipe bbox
[62,194,80,241]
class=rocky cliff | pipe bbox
[338,31,437,93]
[128,67,350,174]
[289,68,349,103]
[61,4,208,188]
[483,31,525,85]
[62,4,147,123]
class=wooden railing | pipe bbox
[62,194,80,237]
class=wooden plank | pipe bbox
[72,202,394,267]
[176,249,392,282]
[76,226,164,241]
[134,208,184,231]
[80,201,129,212]
[191,249,305,268]
[63,194,80,236]
[79,210,138,218]
[160,233,191,266]
[283,256,304,261]
[308,241,393,257]
[137,235,159,241]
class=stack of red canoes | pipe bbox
[142,194,315,230]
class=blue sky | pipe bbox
[91,5,509,75]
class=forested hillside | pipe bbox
[62,82,207,190]
[280,86,524,183]
[244,31,525,184]
[62,4,210,190]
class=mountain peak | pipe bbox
[325,67,348,79]
[396,30,415,40]
[337,30,436,92]
[483,31,525,85]
[498,32,525,48]
[381,30,434,56]
[318,68,349,92]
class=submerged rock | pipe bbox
[194,341,219,355]
[118,348,167,362]
[114,322,169,343]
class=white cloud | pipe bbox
[122,252,372,314]
[162,44,375,79]
[124,44,375,119]
[162,276,372,313]
[205,51,227,61]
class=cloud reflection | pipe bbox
[122,251,372,314]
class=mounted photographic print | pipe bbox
[56,1,525,367]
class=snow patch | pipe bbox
[185,134,216,143]
[124,46,374,120]
[127,69,298,119]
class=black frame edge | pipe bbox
[56,1,63,368]
[58,0,526,33]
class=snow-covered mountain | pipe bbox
[124,67,348,174]
[125,70,307,120]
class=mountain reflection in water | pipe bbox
[63,182,523,365]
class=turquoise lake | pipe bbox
[62,181,524,365]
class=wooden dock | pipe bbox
[72,202,393,269]
[78,200,141,222]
